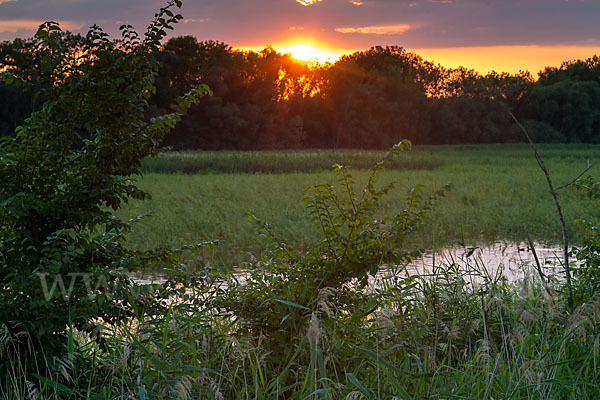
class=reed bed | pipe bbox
[141,148,443,174]
[122,144,600,266]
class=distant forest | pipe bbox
[2,34,600,149]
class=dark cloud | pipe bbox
[1,0,599,49]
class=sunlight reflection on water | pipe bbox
[133,241,565,286]
[403,241,563,279]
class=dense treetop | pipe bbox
[2,34,600,149]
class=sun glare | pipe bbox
[236,42,351,64]
[279,43,351,64]
[288,45,323,62]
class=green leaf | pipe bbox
[35,26,48,38]
[31,375,75,395]
[275,299,309,310]
[346,373,371,396]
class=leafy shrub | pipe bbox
[572,176,600,305]
[216,140,449,371]
[0,0,210,373]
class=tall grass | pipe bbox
[141,144,599,175]
[141,148,443,174]
[121,144,600,266]
[5,143,600,398]
[4,255,600,399]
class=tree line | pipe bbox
[2,34,600,149]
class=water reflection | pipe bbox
[402,241,564,281]
[133,241,565,285]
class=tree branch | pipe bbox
[523,222,546,284]
[555,161,594,191]
[510,110,573,311]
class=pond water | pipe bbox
[133,241,566,285]
[403,241,564,278]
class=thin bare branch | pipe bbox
[523,222,546,284]
[510,110,574,311]
[555,162,594,191]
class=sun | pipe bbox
[279,43,344,63]
[236,42,349,64]
[288,45,323,62]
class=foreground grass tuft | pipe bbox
[4,256,600,399]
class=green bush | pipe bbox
[0,0,210,374]
[215,141,449,372]
[572,176,600,305]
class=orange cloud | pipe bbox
[296,0,324,5]
[0,19,82,33]
[0,19,45,32]
[335,24,412,35]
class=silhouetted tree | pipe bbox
[520,79,600,143]
[5,32,599,148]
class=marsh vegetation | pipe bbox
[3,2,600,399]
[121,144,600,267]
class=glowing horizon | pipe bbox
[236,39,355,64]
[234,41,600,76]
[412,44,600,75]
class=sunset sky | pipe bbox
[1,0,600,75]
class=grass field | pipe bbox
[119,144,600,267]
